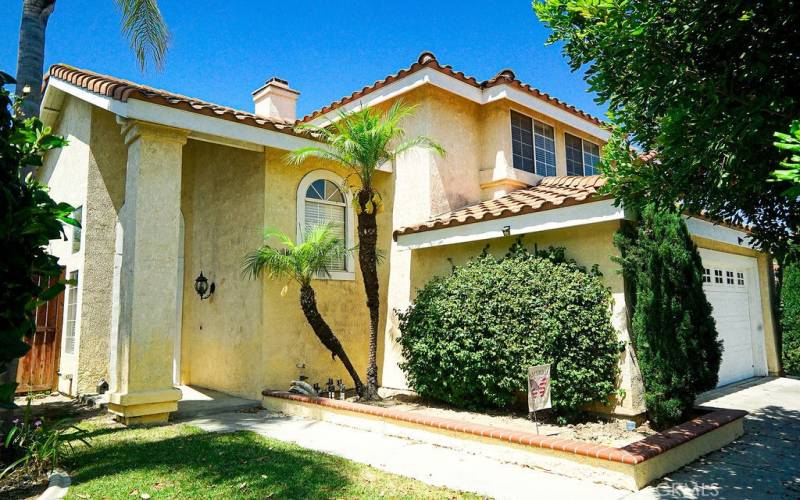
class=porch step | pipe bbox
[172,385,261,420]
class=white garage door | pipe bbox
[700,249,767,387]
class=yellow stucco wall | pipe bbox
[258,149,394,394]
[178,142,395,399]
[75,108,127,394]
[39,97,92,395]
[179,140,266,398]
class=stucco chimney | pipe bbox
[252,77,299,122]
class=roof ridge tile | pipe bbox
[45,63,302,137]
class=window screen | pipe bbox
[71,206,83,254]
[511,111,534,173]
[304,179,346,272]
[565,133,584,176]
[565,133,601,176]
[533,121,556,176]
[65,271,79,354]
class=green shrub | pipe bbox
[614,205,722,429]
[397,243,621,421]
[782,261,800,376]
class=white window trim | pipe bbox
[296,170,356,281]
[63,269,81,356]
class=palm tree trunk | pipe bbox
[356,189,381,399]
[15,0,56,118]
[299,284,364,395]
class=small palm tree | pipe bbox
[243,224,364,395]
[289,101,445,399]
[15,0,169,118]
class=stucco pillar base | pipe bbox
[107,387,181,425]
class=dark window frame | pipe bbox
[564,133,601,176]
[510,110,556,176]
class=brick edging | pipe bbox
[621,407,747,459]
[265,391,743,465]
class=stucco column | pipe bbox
[108,121,188,424]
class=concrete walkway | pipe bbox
[187,377,800,499]
[187,410,627,500]
[633,377,800,499]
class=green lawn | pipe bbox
[65,422,476,499]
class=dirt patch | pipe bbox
[0,470,49,500]
[361,394,655,447]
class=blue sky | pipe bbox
[1,1,606,120]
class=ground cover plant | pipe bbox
[397,243,621,422]
[65,421,475,499]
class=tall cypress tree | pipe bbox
[614,205,722,428]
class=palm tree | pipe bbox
[243,224,364,395]
[15,0,169,118]
[289,101,445,399]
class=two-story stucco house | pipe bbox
[36,52,781,424]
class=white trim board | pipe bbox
[396,199,627,250]
[308,67,611,141]
[44,79,319,152]
[685,217,755,250]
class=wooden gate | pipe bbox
[15,272,65,394]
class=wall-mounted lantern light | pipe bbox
[502,225,511,237]
[194,271,215,300]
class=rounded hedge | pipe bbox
[397,245,621,420]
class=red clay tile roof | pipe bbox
[303,51,606,127]
[394,175,609,238]
[45,64,301,136]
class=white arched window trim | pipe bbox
[296,169,356,281]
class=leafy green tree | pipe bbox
[290,102,444,399]
[534,0,800,259]
[614,205,722,429]
[243,224,364,394]
[16,0,169,118]
[781,261,800,376]
[773,120,800,199]
[0,72,76,409]
[397,243,621,422]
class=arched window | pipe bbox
[297,171,354,279]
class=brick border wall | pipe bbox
[262,390,746,465]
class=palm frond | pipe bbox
[243,224,349,286]
[286,146,349,167]
[114,0,170,71]
[289,100,444,193]
[242,246,293,281]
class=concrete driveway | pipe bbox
[632,377,800,499]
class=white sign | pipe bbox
[528,364,551,412]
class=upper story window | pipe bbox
[511,111,556,176]
[297,171,355,280]
[565,133,601,176]
[71,206,83,254]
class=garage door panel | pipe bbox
[699,249,765,388]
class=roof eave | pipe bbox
[395,197,627,249]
